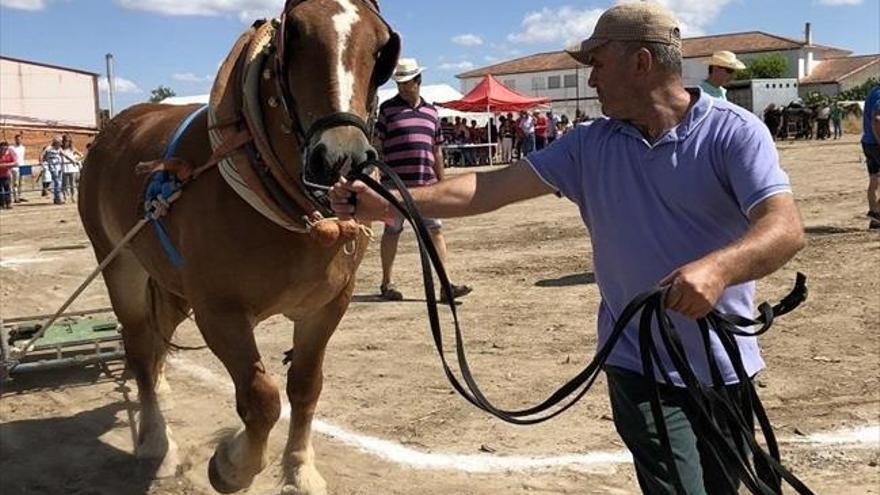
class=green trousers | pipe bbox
[606,366,749,495]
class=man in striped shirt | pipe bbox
[374,58,472,302]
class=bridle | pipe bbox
[273,0,400,196]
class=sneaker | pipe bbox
[379,283,403,301]
[868,211,880,222]
[439,284,472,303]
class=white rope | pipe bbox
[8,190,182,369]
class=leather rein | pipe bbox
[345,159,816,495]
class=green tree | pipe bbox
[149,85,176,103]
[735,54,788,80]
[836,77,879,102]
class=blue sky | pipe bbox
[1,0,877,110]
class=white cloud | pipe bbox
[114,0,282,22]
[438,61,475,71]
[0,0,47,10]
[507,6,604,46]
[507,0,736,46]
[173,72,213,83]
[452,34,484,47]
[98,76,143,94]
[817,0,862,5]
[648,0,737,37]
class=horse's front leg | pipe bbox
[280,291,351,495]
[194,307,281,493]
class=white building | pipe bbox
[0,56,101,156]
[457,25,875,119]
[1,56,100,132]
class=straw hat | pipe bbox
[566,2,681,65]
[705,51,746,71]
[392,58,425,83]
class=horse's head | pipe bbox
[276,0,399,192]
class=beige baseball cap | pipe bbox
[565,2,681,65]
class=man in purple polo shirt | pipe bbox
[374,58,472,302]
[334,4,804,493]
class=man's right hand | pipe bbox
[329,177,392,222]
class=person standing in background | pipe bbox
[862,85,880,230]
[830,102,843,140]
[61,138,83,203]
[518,110,536,155]
[373,58,472,302]
[10,134,26,203]
[546,110,561,146]
[534,111,548,151]
[0,141,18,209]
[41,137,64,204]
[700,51,745,101]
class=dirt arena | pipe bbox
[1,134,878,494]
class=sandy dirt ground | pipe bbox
[1,134,878,495]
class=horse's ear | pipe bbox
[373,32,400,87]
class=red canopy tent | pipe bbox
[437,74,549,113]
[437,75,549,165]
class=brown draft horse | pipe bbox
[78,1,398,493]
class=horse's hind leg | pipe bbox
[281,293,350,495]
[104,257,189,477]
[193,307,280,493]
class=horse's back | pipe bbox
[79,103,206,247]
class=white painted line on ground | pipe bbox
[167,356,629,473]
[784,426,880,447]
[0,256,57,268]
[166,357,880,473]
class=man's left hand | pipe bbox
[660,258,728,319]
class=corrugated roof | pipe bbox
[800,54,880,84]
[458,31,851,79]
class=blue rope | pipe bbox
[144,171,185,267]
[164,105,209,160]
[143,104,209,268]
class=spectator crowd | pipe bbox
[440,110,587,167]
[0,133,86,210]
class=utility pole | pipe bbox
[105,53,116,118]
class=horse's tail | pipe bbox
[144,277,203,352]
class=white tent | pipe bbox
[161,95,209,105]
[378,83,492,125]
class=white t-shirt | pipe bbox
[61,149,82,174]
[11,144,25,168]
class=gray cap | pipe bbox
[566,2,681,65]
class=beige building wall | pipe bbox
[0,57,99,129]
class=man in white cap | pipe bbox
[332,4,804,493]
[372,58,472,302]
[700,50,746,101]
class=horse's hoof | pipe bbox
[208,453,243,494]
[281,464,328,495]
